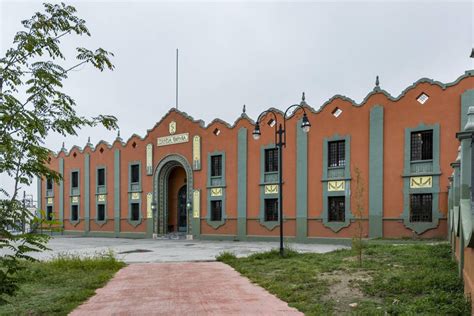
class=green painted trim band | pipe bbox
[114,149,120,235]
[461,89,474,131]
[369,105,384,238]
[237,127,247,239]
[59,158,64,223]
[84,154,90,233]
[296,119,308,242]
[37,177,42,217]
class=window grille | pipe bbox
[131,203,139,221]
[211,155,222,177]
[328,140,345,167]
[265,148,279,172]
[71,205,78,221]
[98,168,105,186]
[328,196,345,222]
[410,130,433,161]
[410,194,432,222]
[131,164,140,183]
[264,198,278,221]
[210,200,222,221]
[97,204,105,221]
[71,171,79,188]
[416,93,429,104]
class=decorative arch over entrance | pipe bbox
[153,154,194,235]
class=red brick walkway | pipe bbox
[71,262,302,315]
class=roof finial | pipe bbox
[61,141,65,150]
[242,104,246,113]
[375,75,380,87]
[117,129,121,138]
[87,136,91,143]
[302,92,305,102]
[470,48,474,58]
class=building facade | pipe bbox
[38,70,473,243]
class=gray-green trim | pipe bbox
[402,123,442,234]
[114,149,120,236]
[84,154,90,233]
[127,161,142,227]
[460,135,473,247]
[59,158,64,223]
[127,196,142,227]
[94,200,108,226]
[37,177,42,218]
[206,151,226,228]
[369,105,384,238]
[296,119,308,241]
[322,135,352,232]
[453,165,461,236]
[63,230,147,239]
[460,89,474,131]
[237,128,247,239]
[259,144,280,230]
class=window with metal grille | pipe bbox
[211,155,222,177]
[71,171,79,188]
[131,203,139,221]
[131,164,140,183]
[410,194,432,222]
[265,148,279,172]
[410,130,433,161]
[71,205,79,221]
[210,200,222,221]
[328,140,345,167]
[328,196,345,222]
[97,168,105,186]
[97,204,105,221]
[46,178,53,190]
[46,206,53,220]
[264,198,278,221]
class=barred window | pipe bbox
[97,204,105,221]
[46,206,53,220]
[328,141,345,167]
[131,164,140,183]
[410,194,432,222]
[71,171,79,188]
[410,130,433,161]
[211,200,222,221]
[211,155,222,177]
[97,168,105,186]
[264,198,278,221]
[46,178,53,190]
[71,205,79,221]
[265,148,279,172]
[131,203,139,221]
[328,196,345,222]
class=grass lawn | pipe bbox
[0,253,125,315]
[218,242,471,315]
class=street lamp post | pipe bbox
[252,94,311,256]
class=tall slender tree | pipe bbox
[0,2,118,300]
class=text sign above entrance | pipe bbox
[157,133,189,147]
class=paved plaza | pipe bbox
[25,236,347,263]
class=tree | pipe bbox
[0,2,118,301]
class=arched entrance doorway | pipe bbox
[153,154,193,235]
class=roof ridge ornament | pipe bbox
[300,92,307,106]
[116,129,122,142]
[242,104,246,113]
[374,75,381,92]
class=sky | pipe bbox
[0,0,473,200]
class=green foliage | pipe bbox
[216,251,237,262]
[0,2,118,300]
[222,243,471,315]
[0,253,125,315]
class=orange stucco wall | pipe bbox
[41,72,473,241]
